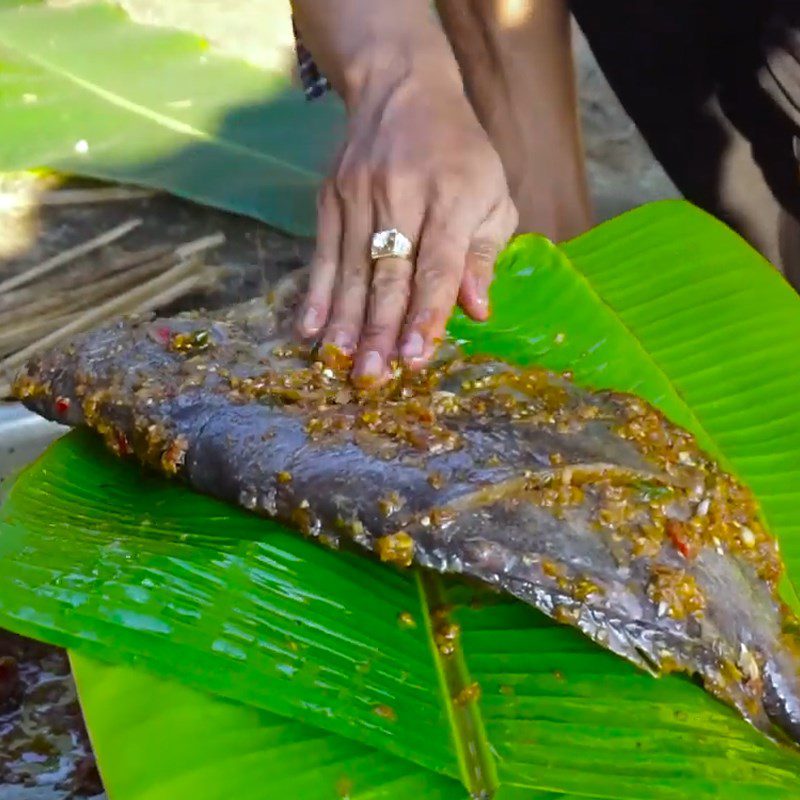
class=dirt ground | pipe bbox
[0,3,679,799]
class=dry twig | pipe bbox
[0,218,142,294]
[0,186,157,208]
[0,229,226,398]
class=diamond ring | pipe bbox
[370,229,413,261]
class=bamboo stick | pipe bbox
[0,233,222,327]
[0,266,215,399]
[0,313,79,355]
[0,244,171,314]
[35,187,156,206]
[0,186,157,209]
[0,218,142,294]
[174,232,226,260]
[0,257,205,375]
[0,231,225,398]
[0,257,169,333]
[131,272,213,315]
[0,254,169,328]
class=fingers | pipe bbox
[300,154,516,381]
[322,170,374,356]
[399,215,470,369]
[399,196,517,369]
[352,179,424,383]
[300,183,516,378]
[458,198,518,321]
[297,181,341,339]
[458,237,497,323]
[352,251,414,384]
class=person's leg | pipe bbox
[436,0,593,241]
[571,0,800,282]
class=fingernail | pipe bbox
[400,332,424,361]
[477,276,492,303]
[333,330,353,353]
[358,350,384,377]
[301,305,321,334]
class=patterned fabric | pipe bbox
[292,19,330,100]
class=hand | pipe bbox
[296,68,518,384]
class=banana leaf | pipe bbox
[3,201,800,797]
[0,1,343,235]
[69,653,467,800]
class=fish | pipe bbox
[12,271,800,746]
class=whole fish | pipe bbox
[13,274,800,746]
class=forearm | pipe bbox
[290,0,463,108]
[436,0,591,239]
[291,1,518,381]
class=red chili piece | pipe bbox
[667,519,693,559]
[116,431,131,457]
[154,326,172,345]
[54,396,71,415]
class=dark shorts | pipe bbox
[570,0,800,284]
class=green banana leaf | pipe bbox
[3,201,800,797]
[69,653,467,800]
[0,1,343,235]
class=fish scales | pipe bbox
[13,278,800,746]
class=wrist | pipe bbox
[339,33,464,111]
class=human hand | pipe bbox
[296,67,517,384]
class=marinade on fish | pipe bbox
[13,274,800,747]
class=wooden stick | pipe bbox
[0,256,172,333]
[35,187,157,206]
[0,218,142,294]
[0,257,206,374]
[0,244,170,315]
[0,186,156,208]
[0,270,214,398]
[0,252,171,328]
[0,231,224,396]
[95,243,173,276]
[174,232,226,260]
[52,232,224,313]
[0,313,79,355]
[0,231,220,319]
[131,272,211,315]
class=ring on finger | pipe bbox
[370,228,414,261]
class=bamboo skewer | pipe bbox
[0,228,226,398]
[0,244,171,315]
[174,232,226,260]
[0,186,157,209]
[0,218,143,295]
[0,234,223,331]
[0,257,168,337]
[1,257,206,375]
[131,272,213,316]
[0,313,80,355]
[33,187,157,206]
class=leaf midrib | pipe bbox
[0,22,321,182]
[417,571,498,798]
